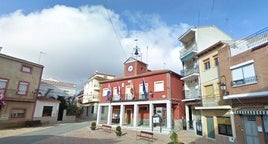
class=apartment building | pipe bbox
[196,41,234,143]
[79,72,115,120]
[179,25,232,135]
[96,57,185,132]
[0,53,44,129]
[218,29,268,144]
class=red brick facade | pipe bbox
[218,43,268,144]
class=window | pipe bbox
[17,82,29,95]
[21,65,32,73]
[154,81,164,92]
[139,83,148,99]
[204,84,214,98]
[217,117,233,136]
[203,59,210,70]
[214,55,219,66]
[11,109,26,118]
[102,88,109,96]
[0,79,8,94]
[91,106,94,114]
[42,106,52,117]
[231,61,257,86]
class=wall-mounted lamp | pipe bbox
[220,75,229,95]
[149,91,153,97]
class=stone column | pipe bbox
[166,100,172,129]
[133,103,138,127]
[107,104,112,125]
[96,104,101,124]
[149,103,154,128]
[120,104,125,126]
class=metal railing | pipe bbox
[231,76,257,86]
[111,93,149,102]
[231,27,268,51]
[180,66,199,77]
[180,43,197,58]
[184,89,201,99]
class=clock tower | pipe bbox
[124,57,148,77]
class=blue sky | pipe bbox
[1,0,267,38]
[0,0,267,90]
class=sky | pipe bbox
[0,0,267,91]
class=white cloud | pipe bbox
[0,5,190,90]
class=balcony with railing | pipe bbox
[93,84,100,90]
[183,89,201,101]
[111,92,149,102]
[180,43,197,62]
[83,94,99,103]
[2,88,37,101]
[180,66,199,80]
[247,27,268,49]
[231,76,258,87]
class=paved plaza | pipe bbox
[0,123,216,144]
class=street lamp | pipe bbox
[220,75,229,95]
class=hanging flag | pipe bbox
[130,82,134,99]
[117,82,121,100]
[142,79,147,99]
[106,84,111,101]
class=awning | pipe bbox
[235,109,268,115]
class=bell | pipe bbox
[134,48,139,55]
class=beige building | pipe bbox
[78,72,115,120]
[196,41,234,143]
[0,53,44,129]
[179,25,232,135]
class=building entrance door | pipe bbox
[243,115,260,144]
[206,116,215,139]
[126,109,132,124]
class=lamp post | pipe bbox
[220,75,229,95]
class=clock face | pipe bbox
[128,65,133,72]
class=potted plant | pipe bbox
[168,131,184,144]
[90,121,96,130]
[115,126,122,136]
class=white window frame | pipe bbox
[17,82,29,95]
[21,65,32,73]
[154,81,164,92]
[230,60,257,86]
[139,83,148,99]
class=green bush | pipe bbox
[115,126,122,136]
[90,122,96,130]
[168,131,184,144]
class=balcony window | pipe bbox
[231,61,257,86]
[17,81,29,95]
[0,79,8,94]
[154,81,164,92]
[139,83,148,99]
[203,59,210,70]
[213,55,219,66]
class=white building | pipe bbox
[179,25,232,135]
[39,78,76,99]
[33,96,60,124]
[79,72,115,120]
